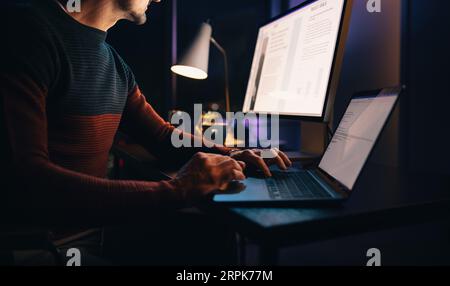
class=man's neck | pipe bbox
[54,0,121,31]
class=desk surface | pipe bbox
[114,143,450,247]
[211,164,450,246]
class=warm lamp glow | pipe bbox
[171,65,208,80]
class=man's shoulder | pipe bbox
[105,43,129,67]
[104,43,138,93]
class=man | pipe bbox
[0,0,291,264]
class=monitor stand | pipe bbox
[293,121,331,164]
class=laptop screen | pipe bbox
[318,89,400,190]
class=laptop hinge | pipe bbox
[312,169,350,195]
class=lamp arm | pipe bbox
[211,37,231,113]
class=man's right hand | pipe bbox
[171,152,246,202]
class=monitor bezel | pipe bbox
[243,0,351,122]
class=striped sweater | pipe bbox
[0,0,231,216]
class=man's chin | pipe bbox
[129,13,147,25]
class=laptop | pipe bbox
[213,87,402,206]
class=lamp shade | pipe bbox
[171,23,212,80]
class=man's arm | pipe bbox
[1,74,186,213]
[119,86,235,167]
[120,86,293,176]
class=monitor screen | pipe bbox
[319,90,399,190]
[243,0,346,117]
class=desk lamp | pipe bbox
[171,22,231,113]
[171,22,242,146]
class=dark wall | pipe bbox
[107,0,450,172]
[405,0,450,174]
[333,0,402,167]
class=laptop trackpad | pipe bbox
[213,177,271,203]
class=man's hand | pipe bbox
[230,148,292,177]
[172,152,246,202]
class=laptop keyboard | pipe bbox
[266,171,333,200]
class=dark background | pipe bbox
[108,0,272,115]
[109,0,450,174]
[108,1,450,265]
[3,0,443,172]
[1,0,446,265]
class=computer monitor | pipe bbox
[243,0,352,121]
